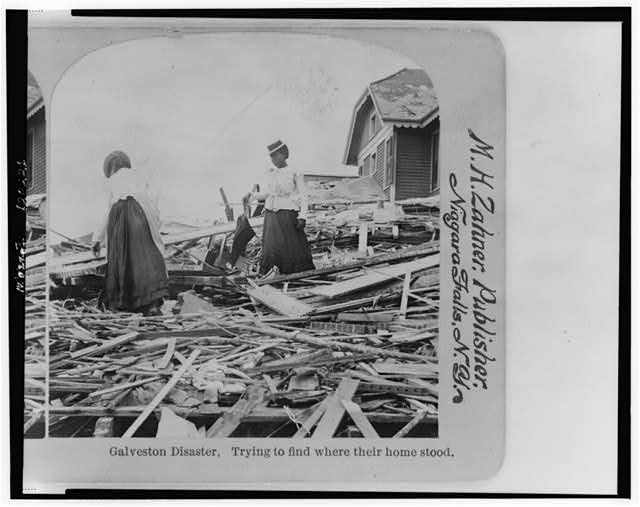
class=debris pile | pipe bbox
[24,194,47,438]
[46,188,440,438]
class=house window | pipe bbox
[26,129,34,190]
[370,152,376,175]
[358,164,364,177]
[385,136,394,186]
[363,154,370,175]
[431,130,439,190]
[370,113,377,139]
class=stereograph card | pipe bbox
[20,13,507,491]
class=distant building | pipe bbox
[343,68,439,201]
[27,71,46,196]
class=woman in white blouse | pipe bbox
[92,150,168,315]
[245,140,315,275]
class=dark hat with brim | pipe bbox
[267,139,288,157]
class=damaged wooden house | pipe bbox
[344,68,440,201]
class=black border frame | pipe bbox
[7,7,631,499]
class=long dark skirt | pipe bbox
[260,209,315,275]
[104,196,168,312]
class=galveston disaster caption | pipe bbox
[109,444,455,459]
[444,129,498,404]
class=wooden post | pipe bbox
[219,187,234,222]
[400,271,412,317]
[358,222,368,257]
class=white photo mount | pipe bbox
[24,15,506,490]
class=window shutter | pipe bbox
[376,141,385,175]
[431,131,439,190]
[386,137,394,185]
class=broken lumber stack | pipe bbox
[46,195,440,438]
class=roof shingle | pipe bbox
[369,68,438,123]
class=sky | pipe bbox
[49,33,418,238]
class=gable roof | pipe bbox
[343,68,439,165]
[369,68,438,123]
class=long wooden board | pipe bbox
[293,397,332,438]
[122,348,200,438]
[310,253,439,299]
[312,378,359,438]
[256,242,439,286]
[233,323,434,363]
[69,332,140,360]
[341,399,379,438]
[206,385,267,438]
[393,410,427,438]
[246,284,314,317]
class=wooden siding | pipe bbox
[27,108,46,196]
[394,119,439,200]
[395,127,431,200]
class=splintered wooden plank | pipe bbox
[164,217,263,246]
[234,323,431,363]
[262,374,279,394]
[70,332,140,360]
[293,397,332,438]
[178,292,216,314]
[154,338,176,370]
[312,378,359,438]
[122,349,200,438]
[246,284,314,317]
[256,242,440,286]
[358,222,368,254]
[399,271,412,317]
[393,410,427,438]
[341,400,379,439]
[372,362,439,377]
[206,385,267,438]
[310,254,439,299]
[86,376,162,399]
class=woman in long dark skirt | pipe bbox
[245,140,315,276]
[92,151,168,315]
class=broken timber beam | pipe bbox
[310,253,439,299]
[393,410,428,438]
[206,385,267,438]
[312,378,359,438]
[255,242,439,286]
[233,323,434,363]
[245,283,313,318]
[400,271,412,317]
[341,399,379,438]
[122,349,200,438]
[220,187,235,222]
[293,397,332,438]
[69,332,140,360]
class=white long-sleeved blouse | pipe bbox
[259,165,308,220]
